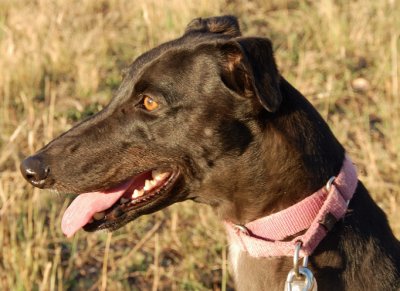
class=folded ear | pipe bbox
[219,37,282,112]
[185,15,241,38]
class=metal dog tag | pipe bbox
[285,267,317,291]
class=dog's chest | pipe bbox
[229,243,242,278]
[229,243,292,290]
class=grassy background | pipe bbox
[0,0,399,290]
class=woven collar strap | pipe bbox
[225,155,358,258]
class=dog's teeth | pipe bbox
[158,173,169,181]
[152,170,169,181]
[120,197,129,204]
[132,189,144,199]
[93,212,105,220]
[144,180,152,191]
[112,208,124,218]
[152,169,162,180]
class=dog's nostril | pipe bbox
[25,173,35,180]
[20,156,50,187]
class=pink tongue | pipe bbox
[61,180,131,238]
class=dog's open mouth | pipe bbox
[61,168,179,237]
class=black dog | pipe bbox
[20,16,400,290]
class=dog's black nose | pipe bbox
[20,156,50,188]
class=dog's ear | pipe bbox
[185,15,241,38]
[219,37,282,112]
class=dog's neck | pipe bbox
[219,78,345,224]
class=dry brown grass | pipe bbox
[0,0,399,290]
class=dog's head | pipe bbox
[20,15,285,236]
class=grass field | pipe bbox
[0,0,399,290]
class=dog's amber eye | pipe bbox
[143,95,159,111]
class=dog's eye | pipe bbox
[142,95,159,111]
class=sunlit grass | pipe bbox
[0,0,399,290]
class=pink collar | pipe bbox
[225,156,358,258]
